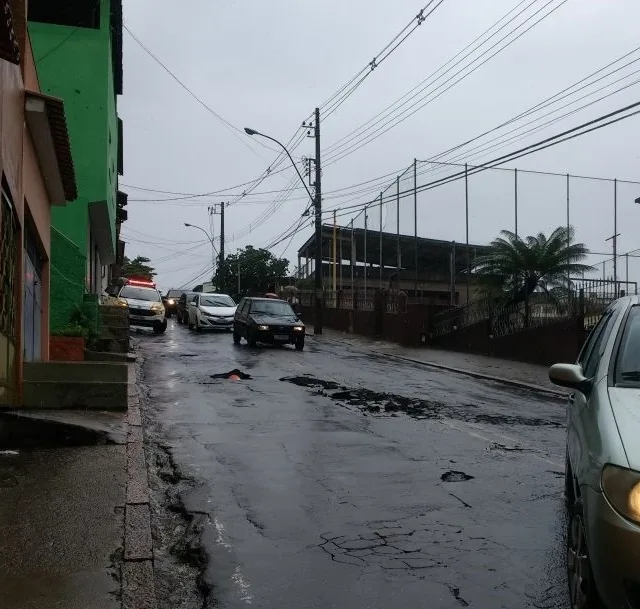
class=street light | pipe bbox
[184,222,218,283]
[245,124,323,334]
[244,127,314,206]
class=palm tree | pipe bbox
[475,226,593,325]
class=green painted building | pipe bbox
[28,0,124,330]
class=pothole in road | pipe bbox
[281,376,344,391]
[441,470,474,482]
[210,369,252,381]
[280,375,562,427]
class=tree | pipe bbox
[217,246,288,297]
[122,256,156,280]
[474,226,593,323]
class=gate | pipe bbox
[23,227,43,362]
[0,186,18,404]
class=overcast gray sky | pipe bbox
[120,0,640,292]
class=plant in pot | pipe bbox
[50,322,89,361]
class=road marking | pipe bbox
[232,565,253,604]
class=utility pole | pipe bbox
[313,107,323,334]
[332,209,338,292]
[208,204,226,291]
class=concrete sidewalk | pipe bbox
[309,327,565,396]
[0,363,157,609]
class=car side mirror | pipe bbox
[549,363,589,390]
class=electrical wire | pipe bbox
[322,0,447,119]
[36,0,103,62]
[321,100,640,224]
[324,0,570,165]
[124,24,276,157]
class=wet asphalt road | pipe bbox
[138,319,570,609]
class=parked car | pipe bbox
[176,292,198,325]
[111,278,167,334]
[162,289,183,318]
[233,297,305,350]
[549,295,640,609]
[188,293,236,331]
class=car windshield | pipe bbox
[251,301,295,316]
[120,287,161,302]
[615,306,640,385]
[200,295,235,307]
[167,290,182,298]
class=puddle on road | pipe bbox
[280,375,562,428]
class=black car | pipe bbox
[176,291,198,325]
[162,289,183,318]
[233,297,305,350]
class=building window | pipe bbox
[28,0,100,29]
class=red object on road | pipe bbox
[228,374,241,381]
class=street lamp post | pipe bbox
[184,222,218,283]
[245,122,323,334]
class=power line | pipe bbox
[124,24,275,157]
[36,0,103,62]
[322,0,448,119]
[414,64,640,183]
[322,100,640,223]
[324,0,570,165]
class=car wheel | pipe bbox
[153,320,167,334]
[567,501,603,609]
[295,336,305,351]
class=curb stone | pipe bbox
[309,332,567,399]
[121,361,157,609]
[378,352,567,399]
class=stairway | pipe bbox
[89,304,131,356]
[22,361,129,411]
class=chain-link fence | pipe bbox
[303,158,640,311]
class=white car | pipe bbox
[188,293,236,332]
[114,278,167,334]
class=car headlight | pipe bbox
[150,303,164,313]
[167,299,175,305]
[601,464,640,525]
[117,298,128,307]
[293,326,304,332]
[258,325,269,331]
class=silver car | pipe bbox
[549,295,640,609]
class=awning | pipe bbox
[88,200,115,265]
[0,1,20,64]
[25,91,77,205]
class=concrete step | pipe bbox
[100,317,130,329]
[24,361,128,383]
[85,350,136,363]
[22,380,128,411]
[93,338,129,354]
[98,326,130,341]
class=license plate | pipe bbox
[274,334,289,341]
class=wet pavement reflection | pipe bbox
[138,320,570,609]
